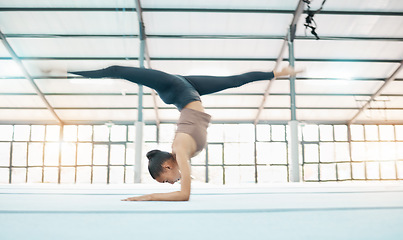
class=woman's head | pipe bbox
[147,149,181,184]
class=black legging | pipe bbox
[69,66,274,110]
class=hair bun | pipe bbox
[146,149,160,160]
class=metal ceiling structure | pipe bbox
[0,0,402,125]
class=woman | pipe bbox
[68,65,300,201]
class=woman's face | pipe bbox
[155,160,181,184]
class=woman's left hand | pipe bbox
[121,194,152,201]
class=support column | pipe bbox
[134,1,145,183]
[288,26,300,182]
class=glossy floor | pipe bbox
[1,182,402,240]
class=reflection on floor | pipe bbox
[1,182,402,240]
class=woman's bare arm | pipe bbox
[121,133,193,201]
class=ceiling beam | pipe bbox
[0,56,400,63]
[0,7,402,16]
[0,30,63,124]
[348,60,403,125]
[5,34,403,42]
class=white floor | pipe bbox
[1,182,402,240]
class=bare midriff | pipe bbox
[183,101,204,113]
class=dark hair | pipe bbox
[147,149,173,179]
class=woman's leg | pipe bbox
[183,71,275,96]
[69,65,178,92]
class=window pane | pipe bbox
[365,125,379,141]
[44,167,59,183]
[12,143,27,166]
[337,163,351,180]
[224,143,240,164]
[0,168,9,183]
[256,124,270,141]
[207,124,224,142]
[28,143,44,166]
[191,166,206,183]
[239,124,255,142]
[77,143,92,165]
[380,162,396,179]
[350,125,364,141]
[257,165,288,183]
[93,145,108,165]
[76,167,91,184]
[207,144,223,165]
[60,167,75,183]
[64,125,78,141]
[380,142,397,161]
[125,166,134,184]
[304,164,318,181]
[46,125,60,141]
[93,166,107,184]
[27,167,42,183]
[351,142,365,162]
[0,143,11,166]
[159,124,175,143]
[304,144,319,163]
[319,125,333,141]
[271,125,285,141]
[366,162,380,179]
[78,125,92,141]
[320,143,335,162]
[302,124,318,141]
[256,142,270,164]
[11,168,26,183]
[61,143,76,165]
[334,125,348,141]
[110,145,125,165]
[44,143,60,166]
[224,124,240,142]
[352,162,365,179]
[94,125,110,142]
[31,125,45,141]
[320,163,336,180]
[208,166,223,184]
[110,125,127,142]
[191,149,206,165]
[128,125,135,142]
[125,143,135,165]
[239,143,254,164]
[396,126,403,141]
[0,125,13,141]
[397,143,403,160]
[225,166,255,184]
[397,161,403,179]
[335,143,350,162]
[144,125,156,142]
[378,125,395,141]
[109,166,124,184]
[13,125,30,141]
[365,142,380,161]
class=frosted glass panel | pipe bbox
[337,163,351,180]
[0,125,13,141]
[78,125,92,141]
[366,162,380,179]
[28,143,44,166]
[257,166,288,183]
[256,124,270,141]
[61,143,76,165]
[352,162,365,179]
[271,125,286,141]
[365,125,379,141]
[77,143,92,165]
[350,125,364,141]
[320,164,337,180]
[94,125,110,142]
[0,143,11,166]
[109,166,124,184]
[379,125,395,141]
[93,145,108,165]
[380,162,396,179]
[76,167,92,184]
[304,144,319,163]
[44,167,58,183]
[44,143,60,166]
[207,124,224,142]
[13,125,30,141]
[46,125,60,141]
[61,167,76,183]
[110,145,125,165]
[12,143,28,166]
[110,125,127,142]
[27,167,42,183]
[31,125,45,141]
[207,144,223,165]
[304,164,318,181]
[319,125,333,141]
[302,125,318,141]
[64,125,78,141]
[334,125,348,141]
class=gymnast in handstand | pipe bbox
[68,65,300,201]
